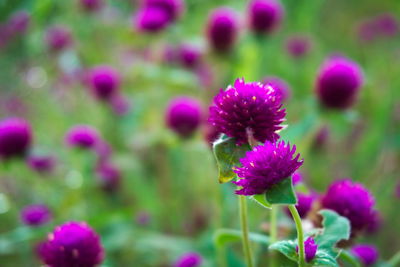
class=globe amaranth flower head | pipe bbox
[8,10,30,35]
[233,140,303,195]
[286,192,318,219]
[21,204,52,227]
[321,179,376,234]
[351,244,379,266]
[39,221,104,267]
[27,155,56,173]
[0,117,32,159]
[285,34,312,59]
[316,56,364,109]
[296,237,317,263]
[209,78,286,145]
[96,163,121,193]
[65,125,101,149]
[45,25,72,52]
[206,7,239,53]
[166,97,202,138]
[142,0,184,22]
[134,7,171,33]
[248,0,284,34]
[263,76,291,102]
[177,43,203,69]
[79,0,103,12]
[174,252,203,267]
[88,65,120,101]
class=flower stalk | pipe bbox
[288,205,306,267]
[239,194,253,267]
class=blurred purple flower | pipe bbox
[110,94,131,116]
[296,237,317,263]
[0,117,32,159]
[166,97,202,138]
[286,192,318,219]
[351,244,379,266]
[174,252,203,267]
[21,204,52,227]
[233,141,303,195]
[203,122,221,147]
[366,210,382,234]
[206,7,239,52]
[65,125,100,149]
[375,13,398,37]
[27,155,56,174]
[134,7,170,33]
[248,0,283,34]
[292,171,303,185]
[45,25,73,52]
[285,35,312,59]
[263,76,291,102]
[321,179,376,234]
[88,65,121,101]
[96,163,121,192]
[142,0,184,22]
[178,43,202,69]
[8,10,30,35]
[136,211,151,226]
[39,221,104,267]
[95,140,113,163]
[79,0,104,12]
[313,125,330,149]
[396,182,400,199]
[316,56,363,109]
[208,78,285,145]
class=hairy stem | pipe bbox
[239,195,253,267]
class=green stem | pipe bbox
[239,195,253,267]
[388,250,400,266]
[288,205,306,267]
[269,206,278,267]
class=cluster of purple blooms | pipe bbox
[358,13,398,43]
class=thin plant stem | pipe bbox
[239,195,253,267]
[269,206,278,267]
[288,205,306,267]
[388,250,400,266]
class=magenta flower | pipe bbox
[65,125,100,149]
[366,210,382,234]
[296,237,317,263]
[96,163,121,192]
[166,97,202,138]
[286,192,317,219]
[178,43,202,69]
[174,252,203,267]
[248,0,283,34]
[27,155,56,173]
[313,126,330,149]
[8,10,30,35]
[233,141,303,195]
[375,13,398,37]
[351,244,378,266]
[136,211,151,226]
[142,0,184,22]
[39,221,104,267]
[321,179,376,234]
[134,7,170,33]
[208,78,286,145]
[79,0,103,12]
[263,76,291,102]
[110,94,131,116]
[21,204,52,227]
[292,171,303,186]
[0,117,32,159]
[316,56,363,109]
[206,7,239,52]
[396,182,400,199]
[45,25,72,52]
[285,35,312,59]
[88,66,120,101]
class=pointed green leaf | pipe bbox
[212,135,251,183]
[213,228,269,248]
[310,250,339,267]
[251,194,272,209]
[265,177,297,205]
[313,210,351,258]
[269,240,298,262]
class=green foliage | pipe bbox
[251,177,297,208]
[213,228,269,248]
[269,240,298,262]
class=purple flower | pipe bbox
[142,0,184,22]
[296,237,317,263]
[0,117,32,159]
[313,126,330,149]
[292,171,303,185]
[178,43,202,69]
[27,155,56,173]
[351,244,378,266]
[321,179,376,234]
[248,0,283,34]
[316,56,363,109]
[96,163,121,192]
[39,221,104,267]
[174,252,203,267]
[233,141,303,195]
[110,94,131,116]
[8,11,30,35]
[263,76,291,102]
[45,25,72,52]
[166,97,202,138]
[79,0,103,12]
[285,35,312,59]
[286,192,318,219]
[366,210,382,234]
[88,66,120,101]
[208,78,286,145]
[134,7,170,33]
[206,8,239,52]
[65,125,100,149]
[396,182,400,199]
[375,13,398,37]
[21,204,52,226]
[136,211,151,226]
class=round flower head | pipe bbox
[142,0,184,22]
[233,141,303,195]
[96,163,121,192]
[0,117,32,159]
[39,221,104,267]
[88,66,120,101]
[316,56,363,109]
[286,192,318,219]
[321,179,376,234]
[79,0,103,12]
[396,181,400,199]
[351,244,378,266]
[8,10,30,35]
[174,252,203,267]
[166,97,202,138]
[136,211,151,226]
[263,76,291,102]
[209,78,286,145]
[248,0,283,34]
[297,237,317,263]
[178,43,202,69]
[65,125,100,149]
[27,155,56,173]
[206,8,239,52]
[285,35,312,59]
[21,204,52,227]
[45,25,72,52]
[134,7,170,33]
[375,13,398,37]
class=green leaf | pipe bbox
[212,135,251,183]
[251,194,272,209]
[310,250,339,267]
[213,228,269,248]
[313,210,351,258]
[338,250,361,267]
[265,177,297,205]
[269,240,298,262]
